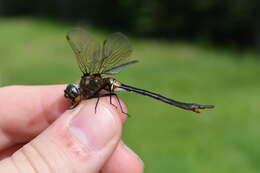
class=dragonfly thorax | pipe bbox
[79,74,106,98]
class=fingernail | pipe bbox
[69,103,117,151]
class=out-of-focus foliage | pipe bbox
[0,0,259,47]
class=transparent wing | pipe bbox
[103,60,138,75]
[66,28,102,74]
[98,32,133,73]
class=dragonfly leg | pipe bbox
[92,93,114,113]
[94,95,101,113]
[109,93,118,109]
[92,93,128,116]
[113,94,129,116]
[69,102,79,109]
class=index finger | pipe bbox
[0,85,70,150]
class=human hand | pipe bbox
[0,85,144,173]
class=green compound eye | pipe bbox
[64,84,80,100]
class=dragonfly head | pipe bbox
[64,84,80,101]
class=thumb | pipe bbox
[0,99,122,173]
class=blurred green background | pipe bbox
[0,1,260,172]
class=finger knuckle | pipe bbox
[12,143,55,173]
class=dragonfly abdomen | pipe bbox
[119,83,214,113]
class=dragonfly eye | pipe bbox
[64,84,80,100]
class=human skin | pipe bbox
[0,85,144,173]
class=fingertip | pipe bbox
[101,142,144,173]
[0,85,70,148]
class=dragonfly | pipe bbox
[64,28,214,113]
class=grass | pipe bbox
[1,18,260,173]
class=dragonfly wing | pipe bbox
[99,32,133,73]
[103,60,138,75]
[66,28,102,74]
